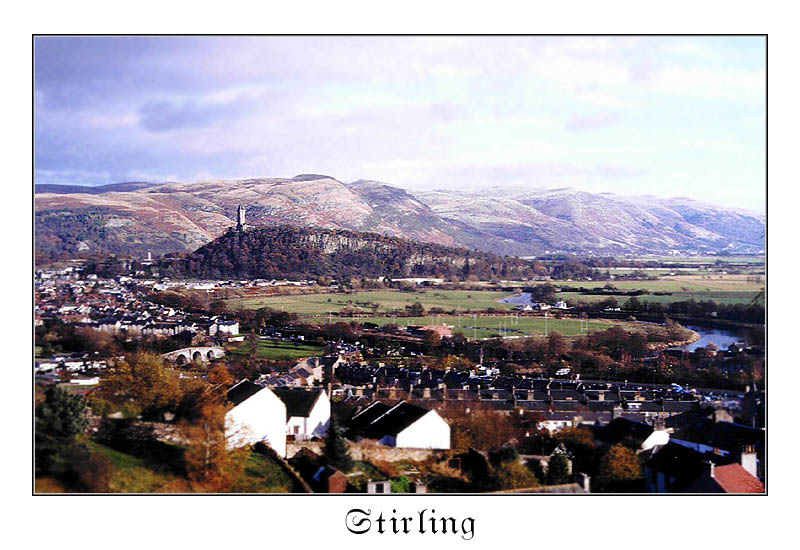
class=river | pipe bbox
[680,325,742,352]
[499,292,743,351]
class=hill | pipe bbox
[158,225,539,281]
[34,175,765,260]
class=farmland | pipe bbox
[221,274,763,321]
[224,289,517,315]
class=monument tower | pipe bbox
[236,204,247,232]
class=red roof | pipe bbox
[713,464,765,493]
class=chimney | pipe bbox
[740,445,758,478]
[704,461,715,479]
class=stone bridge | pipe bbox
[162,346,226,366]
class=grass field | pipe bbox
[222,276,762,318]
[626,255,765,265]
[224,289,517,315]
[84,441,292,493]
[306,313,611,339]
[536,275,763,306]
[226,339,327,360]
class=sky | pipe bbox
[34,36,766,211]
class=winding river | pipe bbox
[499,292,743,350]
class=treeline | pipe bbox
[158,225,541,281]
[569,296,765,324]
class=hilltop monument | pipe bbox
[236,204,247,232]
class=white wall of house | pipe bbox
[539,420,573,432]
[395,409,451,449]
[226,387,287,457]
[286,391,331,440]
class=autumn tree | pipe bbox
[494,460,539,490]
[596,443,643,492]
[180,401,249,491]
[546,332,568,363]
[207,364,234,387]
[99,353,183,420]
[453,411,517,452]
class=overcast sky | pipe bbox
[34,36,765,211]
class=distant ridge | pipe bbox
[34,174,766,260]
[35,182,161,194]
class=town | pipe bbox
[34,258,765,494]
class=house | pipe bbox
[289,356,345,386]
[642,441,764,493]
[272,388,331,440]
[210,319,240,336]
[347,400,450,449]
[684,462,765,493]
[225,381,287,457]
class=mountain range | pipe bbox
[34,174,765,259]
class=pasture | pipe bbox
[224,289,517,315]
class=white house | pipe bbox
[225,381,287,457]
[210,319,239,337]
[348,401,450,450]
[272,388,331,441]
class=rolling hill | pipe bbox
[34,174,765,260]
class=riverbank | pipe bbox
[647,329,701,352]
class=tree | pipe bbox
[596,443,643,492]
[453,411,517,452]
[207,364,234,387]
[180,401,248,491]
[247,330,259,358]
[494,460,539,490]
[36,386,89,441]
[99,353,183,420]
[547,332,568,362]
[546,454,570,485]
[323,414,353,472]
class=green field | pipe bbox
[226,338,327,360]
[225,289,517,315]
[531,275,763,306]
[305,314,611,339]
[626,255,765,265]
[555,290,760,306]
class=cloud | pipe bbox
[565,111,622,131]
[32,36,766,209]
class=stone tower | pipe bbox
[236,204,246,232]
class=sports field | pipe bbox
[305,313,611,339]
